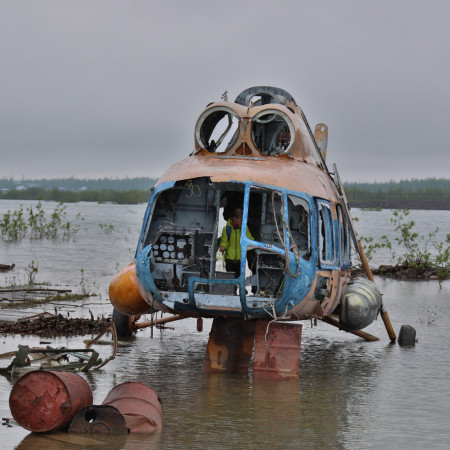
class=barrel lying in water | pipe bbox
[69,405,129,434]
[9,371,93,432]
[339,278,382,331]
[102,381,163,433]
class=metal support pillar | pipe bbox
[203,318,256,373]
[253,321,302,378]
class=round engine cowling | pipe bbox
[109,263,153,315]
[339,278,382,331]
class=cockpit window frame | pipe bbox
[250,108,295,156]
[195,106,241,154]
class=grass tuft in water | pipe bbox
[0,201,83,242]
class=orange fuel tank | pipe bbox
[109,263,152,315]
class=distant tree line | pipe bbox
[344,178,450,194]
[2,176,449,194]
[0,187,151,204]
[1,177,450,208]
[344,178,450,209]
[0,176,157,192]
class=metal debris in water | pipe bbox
[0,313,111,337]
[0,324,118,375]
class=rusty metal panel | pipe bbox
[253,321,302,378]
[192,100,324,166]
[69,405,128,434]
[9,371,93,432]
[314,123,328,160]
[102,382,163,433]
[157,155,338,201]
[203,317,256,373]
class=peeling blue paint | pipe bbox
[134,179,344,319]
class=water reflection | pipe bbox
[2,203,450,448]
[16,431,161,450]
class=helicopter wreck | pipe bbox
[109,86,396,375]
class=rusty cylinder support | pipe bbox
[203,318,256,373]
[253,321,302,378]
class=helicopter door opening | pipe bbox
[244,187,287,304]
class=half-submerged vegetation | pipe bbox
[0,201,83,241]
[361,209,450,281]
[0,262,100,310]
[0,176,157,204]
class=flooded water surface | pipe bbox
[1,201,450,449]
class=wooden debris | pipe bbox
[0,314,111,337]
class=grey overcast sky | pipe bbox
[1,0,449,182]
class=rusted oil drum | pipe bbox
[203,317,256,373]
[9,371,93,432]
[102,382,163,433]
[398,324,417,346]
[253,321,302,378]
[69,405,128,434]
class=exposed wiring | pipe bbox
[262,303,291,372]
[185,180,201,198]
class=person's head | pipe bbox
[231,208,243,228]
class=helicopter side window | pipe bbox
[317,201,335,266]
[336,204,351,266]
[337,204,352,266]
[287,195,310,260]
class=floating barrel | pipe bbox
[398,325,417,346]
[69,405,128,434]
[102,382,163,433]
[109,263,153,315]
[339,278,382,331]
[9,371,93,432]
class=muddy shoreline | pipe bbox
[0,314,111,337]
[372,263,449,281]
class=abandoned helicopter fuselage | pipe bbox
[110,86,385,334]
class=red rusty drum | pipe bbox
[102,382,163,433]
[9,370,93,432]
[68,405,128,434]
[253,321,302,378]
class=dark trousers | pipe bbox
[225,259,241,279]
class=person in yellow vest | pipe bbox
[219,208,254,278]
